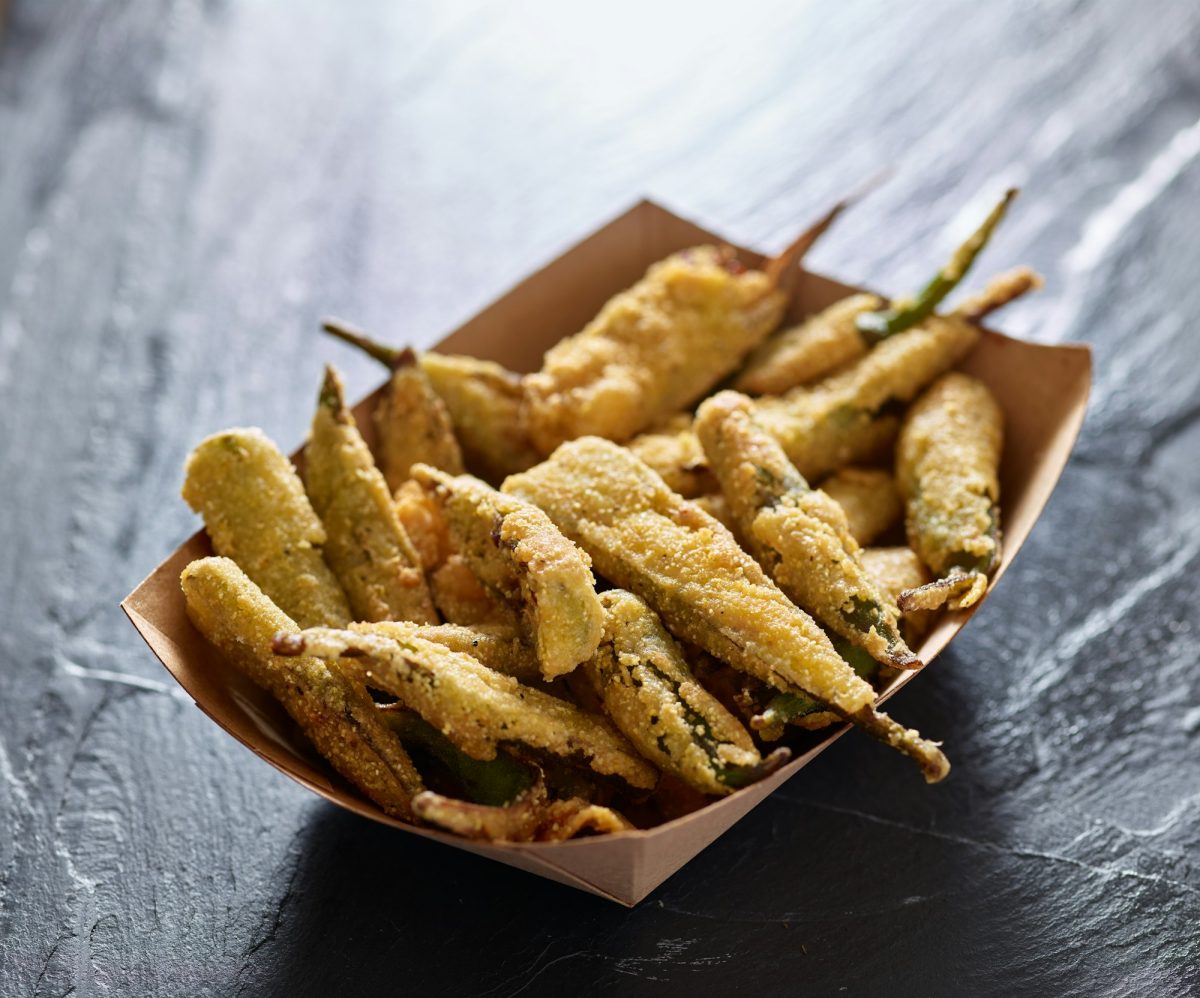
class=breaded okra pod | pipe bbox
[305,366,436,624]
[322,318,464,490]
[354,620,540,683]
[273,627,658,790]
[503,438,948,782]
[734,190,1018,396]
[695,391,919,671]
[181,427,351,627]
[896,372,1004,611]
[180,557,422,819]
[412,464,604,679]
[818,467,903,546]
[628,413,718,498]
[412,777,632,842]
[420,352,542,483]
[586,590,789,796]
[523,246,788,453]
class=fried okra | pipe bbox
[181,557,422,818]
[413,465,604,679]
[585,590,788,796]
[274,627,658,789]
[181,427,351,627]
[305,366,436,624]
[503,438,948,782]
[896,372,1004,611]
[523,246,787,453]
[695,391,918,671]
[818,467,903,546]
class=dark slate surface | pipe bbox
[1,1,1198,995]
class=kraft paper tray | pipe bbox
[123,199,1092,906]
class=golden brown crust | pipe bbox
[695,392,917,670]
[181,427,351,628]
[375,357,464,492]
[413,465,604,679]
[353,620,539,683]
[818,467,903,546]
[523,246,786,452]
[276,627,658,789]
[180,557,422,819]
[420,352,541,483]
[628,414,716,498]
[734,293,882,395]
[502,437,877,713]
[585,590,776,796]
[304,367,436,624]
[897,372,1003,599]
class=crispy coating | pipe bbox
[952,266,1044,323]
[860,546,935,639]
[695,392,917,671]
[412,778,631,842]
[181,427,351,627]
[523,246,787,453]
[897,372,1003,609]
[502,437,876,714]
[628,414,717,498]
[413,465,604,679]
[819,467,903,546]
[734,293,883,396]
[393,479,451,573]
[354,620,540,683]
[586,590,786,796]
[420,352,541,483]
[180,557,422,819]
[375,350,464,492]
[304,367,436,624]
[429,556,516,627]
[275,627,658,789]
[692,493,736,533]
[754,311,980,480]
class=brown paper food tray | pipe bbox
[122,199,1091,907]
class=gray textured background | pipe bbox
[1,1,1198,995]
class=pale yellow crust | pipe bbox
[304,368,436,624]
[420,352,541,483]
[523,246,786,452]
[628,413,716,498]
[283,627,658,789]
[695,392,914,670]
[181,427,351,628]
[734,293,882,395]
[585,590,764,796]
[502,437,876,714]
[375,359,464,493]
[859,546,935,637]
[351,620,540,683]
[819,467,903,546]
[180,557,421,819]
[413,466,605,679]
[896,372,1003,580]
[754,312,981,480]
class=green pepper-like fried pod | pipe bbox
[305,365,437,624]
[751,634,877,740]
[352,620,540,683]
[503,438,949,781]
[379,708,535,807]
[896,372,1003,612]
[735,192,1023,396]
[182,427,351,628]
[322,317,464,490]
[419,352,543,483]
[855,189,1018,340]
[273,626,659,790]
[859,546,935,640]
[181,557,423,819]
[695,391,919,671]
[817,467,903,547]
[411,776,632,842]
[412,464,605,679]
[586,590,790,796]
[628,413,718,498]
